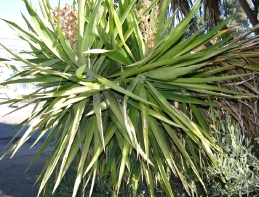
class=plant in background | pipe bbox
[204,113,259,196]
[0,0,258,197]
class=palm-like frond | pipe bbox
[0,0,258,196]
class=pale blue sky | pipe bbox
[0,0,67,37]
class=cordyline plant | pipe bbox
[0,0,258,196]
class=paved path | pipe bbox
[0,102,34,138]
[0,101,52,197]
[0,139,52,197]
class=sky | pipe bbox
[0,0,67,38]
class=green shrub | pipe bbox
[204,114,259,197]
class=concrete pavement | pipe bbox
[0,100,52,197]
[0,138,52,197]
[0,102,33,139]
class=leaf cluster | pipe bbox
[0,0,258,197]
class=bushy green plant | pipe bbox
[0,0,258,197]
[204,114,259,197]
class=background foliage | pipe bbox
[194,0,250,33]
[203,113,259,196]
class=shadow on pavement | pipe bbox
[0,122,52,197]
[0,122,30,139]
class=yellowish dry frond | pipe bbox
[51,3,78,53]
[136,0,158,55]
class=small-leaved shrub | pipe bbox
[204,114,259,197]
